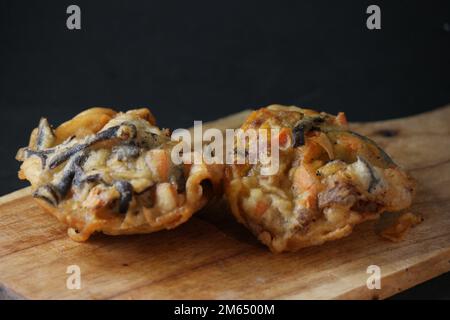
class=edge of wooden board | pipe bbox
[0,186,31,206]
[335,248,450,300]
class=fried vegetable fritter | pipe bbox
[225,105,416,252]
[17,108,222,241]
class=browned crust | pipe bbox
[18,107,223,241]
[224,105,416,253]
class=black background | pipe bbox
[1,0,449,299]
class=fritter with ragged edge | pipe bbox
[17,108,222,241]
[225,105,416,252]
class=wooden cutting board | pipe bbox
[1,106,450,300]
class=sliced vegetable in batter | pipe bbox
[17,107,223,241]
[225,105,416,252]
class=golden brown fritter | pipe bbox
[225,105,416,252]
[17,107,222,241]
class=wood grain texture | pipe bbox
[0,106,449,300]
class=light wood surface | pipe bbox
[0,106,449,300]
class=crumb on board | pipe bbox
[380,212,424,242]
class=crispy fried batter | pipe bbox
[17,107,223,241]
[225,105,416,252]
